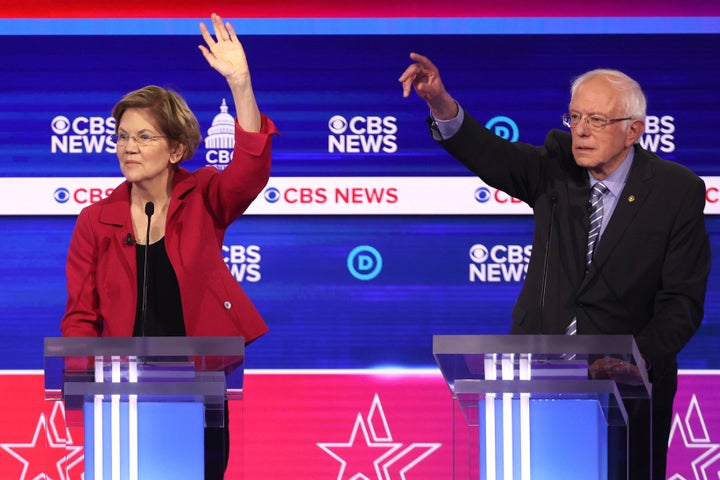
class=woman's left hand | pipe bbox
[199,13,251,86]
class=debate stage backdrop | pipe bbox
[0,2,719,479]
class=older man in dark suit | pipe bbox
[400,53,711,479]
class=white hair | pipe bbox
[570,69,647,121]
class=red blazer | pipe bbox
[61,114,278,344]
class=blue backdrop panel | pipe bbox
[0,34,718,177]
[0,31,718,372]
[0,215,718,370]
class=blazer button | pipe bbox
[223,301,232,310]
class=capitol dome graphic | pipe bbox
[204,99,235,149]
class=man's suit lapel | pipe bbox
[584,146,653,281]
[565,174,592,283]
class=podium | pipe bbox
[44,336,245,480]
[433,335,651,480]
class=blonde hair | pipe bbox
[112,85,202,162]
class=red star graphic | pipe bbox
[0,402,84,480]
[319,413,402,480]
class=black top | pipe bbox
[133,237,185,337]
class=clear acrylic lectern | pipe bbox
[44,336,245,480]
[433,335,651,480]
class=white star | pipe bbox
[318,394,441,480]
[667,394,720,480]
[381,443,442,480]
[0,401,84,480]
[318,412,402,480]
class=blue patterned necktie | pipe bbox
[567,181,609,336]
[585,182,608,268]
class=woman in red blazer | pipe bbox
[60,14,276,479]
[61,13,276,342]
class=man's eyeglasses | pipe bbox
[562,112,633,130]
[112,133,167,146]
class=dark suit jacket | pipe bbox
[434,111,710,408]
[61,114,278,344]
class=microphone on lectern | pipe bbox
[539,191,558,333]
[140,202,155,336]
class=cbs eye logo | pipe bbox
[51,116,71,135]
[474,187,492,203]
[469,244,489,263]
[53,187,71,204]
[328,115,349,134]
[264,187,281,203]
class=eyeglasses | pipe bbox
[112,133,167,146]
[562,112,633,130]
